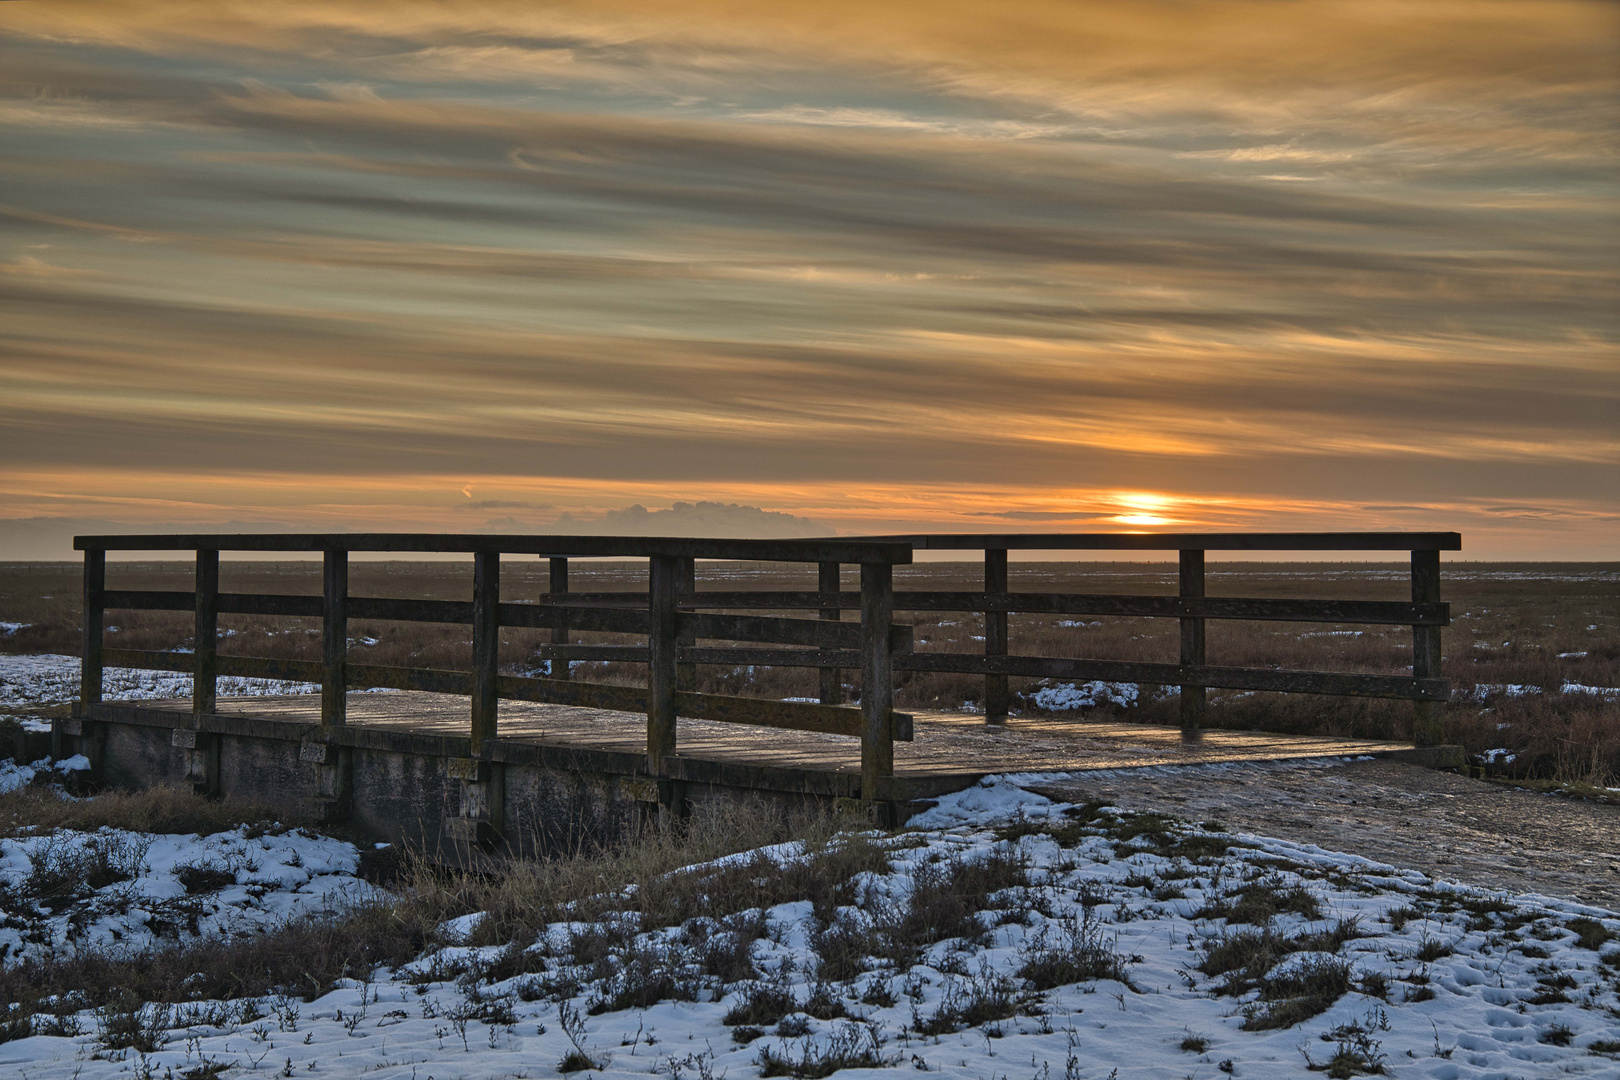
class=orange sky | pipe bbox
[1,2,1616,558]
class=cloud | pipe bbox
[554,502,832,538]
[453,500,554,512]
[962,511,1117,521]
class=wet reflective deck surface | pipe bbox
[142,691,1408,779]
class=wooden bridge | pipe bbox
[63,531,1460,852]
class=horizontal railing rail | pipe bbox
[864,531,1462,551]
[74,532,913,563]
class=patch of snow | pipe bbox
[1055,619,1100,627]
[0,757,38,794]
[0,823,377,964]
[907,775,1053,828]
[1558,651,1588,659]
[1478,748,1518,765]
[1465,683,1543,701]
[0,621,29,636]
[1298,630,1363,638]
[1562,683,1620,699]
[0,654,399,708]
[1031,680,1139,711]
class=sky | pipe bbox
[1,1,1616,559]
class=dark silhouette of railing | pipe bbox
[535,532,1459,745]
[74,530,1459,814]
[74,534,914,802]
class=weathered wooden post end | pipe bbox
[453,549,505,846]
[647,553,682,815]
[676,558,698,693]
[321,549,348,727]
[304,548,354,823]
[80,549,105,711]
[1179,549,1206,734]
[1411,548,1445,747]
[818,560,842,705]
[859,561,896,820]
[64,547,107,777]
[548,557,571,680]
[187,548,221,796]
[984,549,1009,721]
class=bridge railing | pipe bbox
[74,533,915,802]
[594,531,1457,745]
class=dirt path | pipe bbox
[1025,758,1620,912]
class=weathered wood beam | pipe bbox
[1411,550,1445,746]
[322,550,347,727]
[679,590,1449,625]
[868,532,1462,552]
[548,557,570,681]
[80,549,105,708]
[193,550,218,716]
[1180,549,1206,731]
[471,552,500,746]
[860,562,895,803]
[73,533,914,564]
[984,549,1008,721]
[818,561,843,705]
[647,555,680,773]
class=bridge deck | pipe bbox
[121,691,1409,783]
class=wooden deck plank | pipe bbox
[125,691,1409,778]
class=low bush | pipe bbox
[1241,954,1354,1030]
[756,1022,896,1079]
[1018,908,1137,990]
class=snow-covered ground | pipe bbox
[0,822,377,964]
[0,776,1615,1078]
[0,653,323,712]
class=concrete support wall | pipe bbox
[63,705,911,861]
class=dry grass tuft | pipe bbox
[0,783,310,839]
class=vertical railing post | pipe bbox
[548,556,570,680]
[859,561,895,806]
[676,557,697,692]
[471,551,500,747]
[1179,549,1206,733]
[818,561,843,704]
[193,549,218,717]
[984,548,1009,721]
[80,548,105,709]
[647,555,680,774]
[1411,549,1444,747]
[321,549,347,727]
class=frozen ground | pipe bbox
[0,653,323,713]
[0,777,1616,1079]
[0,654,399,730]
[0,821,377,964]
